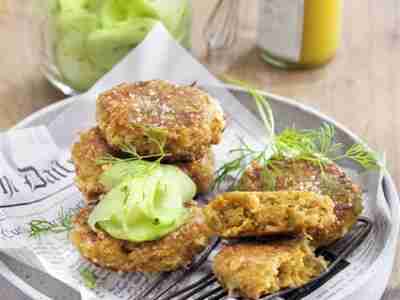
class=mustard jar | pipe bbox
[258,0,343,69]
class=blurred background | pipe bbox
[0,0,399,298]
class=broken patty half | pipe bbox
[213,239,327,299]
[238,159,363,246]
[204,191,336,238]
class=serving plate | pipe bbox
[0,85,398,300]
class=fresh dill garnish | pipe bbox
[79,268,97,289]
[96,125,169,166]
[29,209,73,238]
[213,133,275,190]
[96,143,165,165]
[214,77,383,190]
[341,143,384,171]
[310,123,343,157]
[273,126,342,169]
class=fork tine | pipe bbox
[150,218,372,300]
[149,238,221,300]
[161,273,217,300]
[137,273,173,299]
[207,290,228,300]
[282,217,373,300]
[325,217,372,257]
[174,275,218,300]
[321,217,372,263]
[192,286,225,300]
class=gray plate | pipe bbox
[0,86,398,300]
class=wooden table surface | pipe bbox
[0,0,399,299]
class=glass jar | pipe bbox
[257,0,342,69]
[38,0,191,94]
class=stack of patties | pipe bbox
[205,191,337,299]
[70,80,225,272]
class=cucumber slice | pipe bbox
[45,0,60,16]
[83,0,104,12]
[55,9,98,37]
[56,32,103,91]
[54,9,101,91]
[87,18,157,70]
[100,0,127,27]
[58,0,103,13]
[171,4,192,48]
[151,0,188,36]
[126,0,159,18]
[58,0,87,11]
[89,162,196,242]
[100,0,159,28]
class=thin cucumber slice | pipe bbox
[58,0,104,13]
[55,9,98,37]
[58,0,87,11]
[100,0,159,28]
[151,0,188,36]
[87,18,157,70]
[56,32,103,91]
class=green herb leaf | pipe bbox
[28,210,73,238]
[80,268,97,289]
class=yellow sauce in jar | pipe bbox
[259,0,342,69]
[300,0,342,67]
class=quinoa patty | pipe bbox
[96,80,225,162]
[70,203,212,273]
[71,127,216,202]
[238,159,363,246]
[204,191,336,238]
[213,239,327,300]
[71,127,115,201]
[177,149,215,194]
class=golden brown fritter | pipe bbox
[213,240,327,299]
[70,203,212,273]
[177,149,215,194]
[204,191,336,238]
[71,127,215,202]
[71,127,115,201]
[238,159,363,246]
[96,80,225,162]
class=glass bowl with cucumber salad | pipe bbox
[39,0,191,93]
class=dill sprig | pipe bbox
[214,78,383,190]
[273,125,344,169]
[213,139,273,190]
[29,209,73,238]
[341,143,384,171]
[80,268,97,289]
[96,143,166,165]
[96,125,169,166]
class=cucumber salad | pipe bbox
[46,0,191,91]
